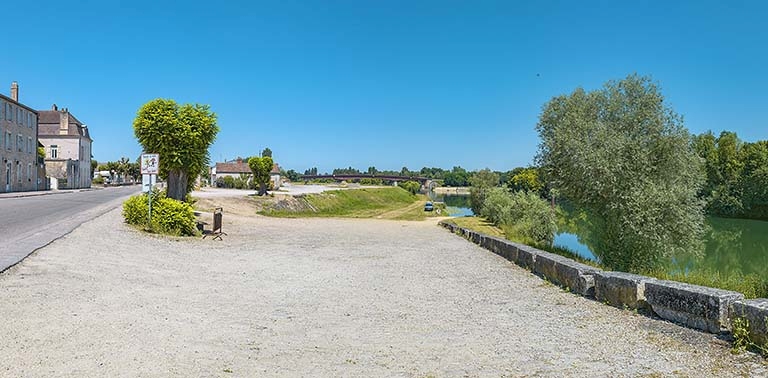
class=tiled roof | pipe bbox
[37,109,91,139]
[215,160,281,175]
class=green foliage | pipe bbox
[359,178,383,185]
[398,180,421,194]
[509,167,543,194]
[649,268,768,299]
[92,176,104,185]
[479,188,557,246]
[248,156,274,195]
[150,197,197,236]
[443,166,470,187]
[122,190,197,236]
[133,99,219,201]
[261,147,272,158]
[469,169,499,214]
[695,132,768,220]
[536,74,706,273]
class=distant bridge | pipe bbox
[299,174,436,190]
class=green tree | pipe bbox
[536,74,705,272]
[133,99,218,201]
[469,168,500,214]
[249,156,274,196]
[261,147,272,158]
[509,167,543,194]
[398,180,421,195]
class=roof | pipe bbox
[215,159,251,174]
[215,159,281,175]
[37,108,91,139]
[0,94,38,113]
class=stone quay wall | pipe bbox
[439,221,768,346]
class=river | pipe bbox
[429,191,768,278]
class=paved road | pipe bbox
[0,186,139,272]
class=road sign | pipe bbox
[141,153,160,175]
[141,174,156,193]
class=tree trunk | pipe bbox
[167,170,188,201]
[258,182,267,196]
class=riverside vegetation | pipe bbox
[453,74,768,299]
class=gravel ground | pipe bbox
[0,209,766,377]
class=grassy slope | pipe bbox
[262,188,443,220]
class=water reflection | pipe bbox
[428,192,473,217]
[554,209,768,277]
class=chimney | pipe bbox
[59,108,69,135]
[10,82,18,102]
[52,104,58,111]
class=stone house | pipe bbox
[37,104,92,189]
[0,82,41,193]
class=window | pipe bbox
[16,108,21,125]
[0,100,4,120]
[27,163,31,181]
[50,144,58,159]
[16,162,21,183]
[27,137,32,154]
[6,104,12,121]
[17,135,23,152]
[5,132,11,150]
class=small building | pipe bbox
[0,82,40,193]
[211,158,281,190]
[37,104,93,189]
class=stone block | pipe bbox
[645,280,744,334]
[730,299,768,346]
[514,244,539,270]
[533,251,600,297]
[594,271,655,310]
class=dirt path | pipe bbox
[0,209,765,377]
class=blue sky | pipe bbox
[2,1,766,173]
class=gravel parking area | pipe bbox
[0,209,766,377]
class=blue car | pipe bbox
[424,202,434,212]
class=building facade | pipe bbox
[0,82,40,193]
[37,104,92,189]
[211,158,281,189]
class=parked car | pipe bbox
[424,201,434,212]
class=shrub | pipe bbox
[398,180,421,195]
[122,190,197,236]
[92,176,105,185]
[359,178,383,186]
[150,197,197,236]
[480,188,557,246]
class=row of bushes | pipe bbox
[123,190,198,236]
[475,187,557,247]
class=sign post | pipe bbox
[141,153,160,227]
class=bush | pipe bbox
[480,188,557,246]
[398,180,421,195]
[150,197,197,236]
[122,190,198,236]
[359,178,383,186]
[92,176,105,185]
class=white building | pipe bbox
[37,104,92,189]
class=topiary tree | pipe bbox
[133,99,218,201]
[249,156,274,196]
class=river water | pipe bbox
[429,191,767,278]
[554,214,768,278]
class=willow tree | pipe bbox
[536,74,705,273]
[133,99,219,201]
[249,155,274,196]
